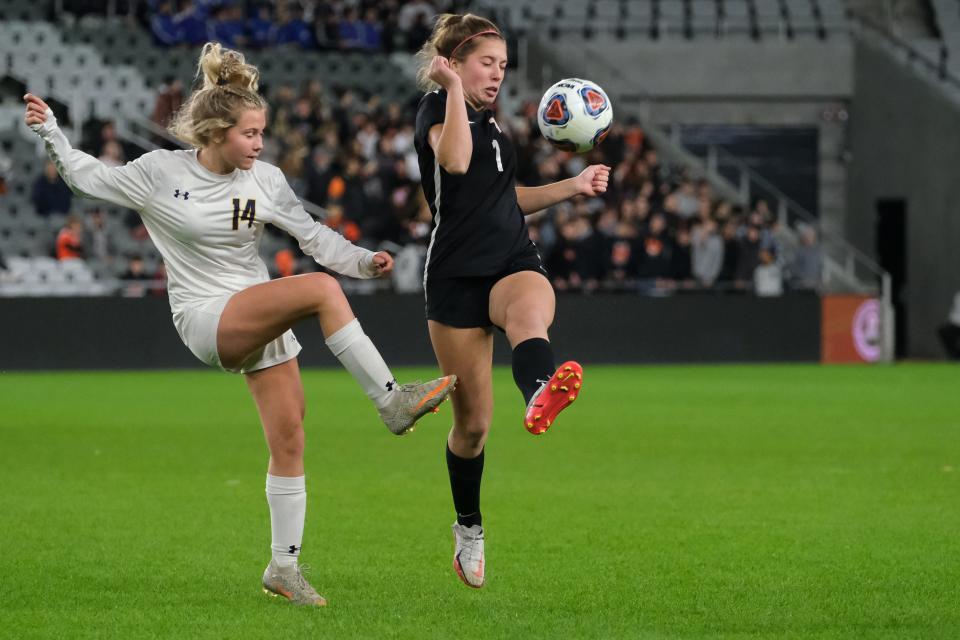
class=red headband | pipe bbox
[449,30,502,59]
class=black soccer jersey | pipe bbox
[414,89,533,281]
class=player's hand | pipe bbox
[575,164,611,197]
[371,251,394,277]
[427,56,461,90]
[23,93,52,128]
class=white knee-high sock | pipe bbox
[325,318,396,409]
[266,474,306,568]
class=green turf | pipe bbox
[1,363,958,639]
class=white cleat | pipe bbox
[262,560,327,606]
[452,522,485,588]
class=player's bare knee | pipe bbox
[270,421,304,460]
[454,418,490,450]
[306,272,346,310]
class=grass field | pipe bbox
[1,363,959,639]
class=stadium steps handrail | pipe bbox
[850,11,960,100]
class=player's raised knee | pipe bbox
[302,272,345,304]
[504,310,548,339]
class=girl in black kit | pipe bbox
[413,14,610,588]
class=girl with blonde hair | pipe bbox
[25,42,455,606]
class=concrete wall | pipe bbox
[526,38,853,101]
[847,39,960,357]
[0,293,821,370]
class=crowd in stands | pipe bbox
[16,79,821,296]
[145,0,464,52]
[10,1,821,296]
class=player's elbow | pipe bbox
[439,155,471,175]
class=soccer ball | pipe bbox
[537,78,613,153]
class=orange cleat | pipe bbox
[523,361,583,435]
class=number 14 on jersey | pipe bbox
[232,198,257,230]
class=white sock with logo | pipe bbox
[266,474,306,568]
[324,318,396,409]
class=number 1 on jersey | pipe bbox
[232,198,257,230]
[492,140,503,173]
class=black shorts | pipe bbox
[425,244,547,329]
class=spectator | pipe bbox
[175,0,209,47]
[270,3,314,49]
[671,226,693,285]
[151,0,181,46]
[548,214,602,292]
[99,141,125,169]
[602,233,638,287]
[303,145,335,206]
[56,215,84,261]
[323,203,361,243]
[735,225,762,288]
[150,260,168,297]
[398,0,436,32]
[718,219,743,282]
[84,208,114,264]
[379,8,401,53]
[249,3,274,49]
[87,120,125,159]
[31,161,73,217]
[338,7,366,49]
[691,219,723,288]
[673,180,699,218]
[938,292,960,360]
[789,225,821,290]
[150,77,185,130]
[121,255,152,297]
[636,212,674,285]
[356,119,381,161]
[332,156,369,225]
[405,11,433,52]
[314,6,340,50]
[208,4,247,49]
[273,248,300,278]
[754,249,783,296]
[358,7,383,50]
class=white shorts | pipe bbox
[172,293,302,374]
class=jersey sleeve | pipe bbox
[31,110,159,212]
[414,92,446,151]
[267,168,379,279]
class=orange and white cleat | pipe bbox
[378,374,457,435]
[452,522,485,588]
[524,361,583,435]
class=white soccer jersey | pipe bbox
[33,112,378,319]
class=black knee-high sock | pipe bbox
[512,337,556,404]
[446,445,484,527]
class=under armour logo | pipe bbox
[173,189,189,200]
[385,380,397,391]
[288,545,300,554]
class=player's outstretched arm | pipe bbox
[515,164,611,215]
[23,93,157,211]
[268,169,394,279]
